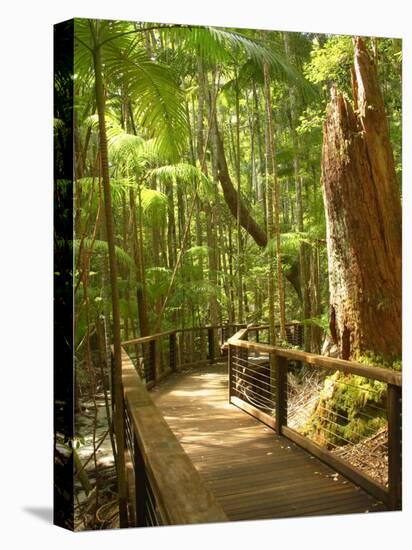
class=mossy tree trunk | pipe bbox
[321,37,401,362]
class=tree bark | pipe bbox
[321,37,401,361]
[214,114,268,248]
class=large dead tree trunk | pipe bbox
[321,37,401,361]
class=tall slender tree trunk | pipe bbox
[234,71,244,324]
[253,83,267,230]
[91,24,128,526]
[309,245,322,353]
[283,32,310,351]
[321,37,401,361]
[130,187,150,337]
[263,61,286,342]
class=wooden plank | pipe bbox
[221,485,369,512]
[282,426,389,506]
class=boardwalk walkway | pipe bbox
[152,363,386,520]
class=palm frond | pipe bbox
[104,46,189,162]
[148,163,204,184]
[74,238,133,268]
[140,188,168,225]
[163,25,316,97]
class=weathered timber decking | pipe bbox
[151,363,387,520]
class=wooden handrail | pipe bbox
[121,323,246,347]
[121,324,248,388]
[121,347,228,526]
[122,329,175,347]
[221,326,249,351]
[228,333,402,387]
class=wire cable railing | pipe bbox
[227,325,402,511]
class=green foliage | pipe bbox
[74,239,133,269]
[280,231,309,255]
[357,351,402,372]
[304,35,353,91]
[140,188,168,225]
[73,21,402,381]
[301,313,329,334]
[185,245,211,261]
[75,19,189,161]
[148,163,214,198]
[296,106,325,136]
[146,267,172,300]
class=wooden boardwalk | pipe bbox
[152,363,387,521]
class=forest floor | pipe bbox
[332,427,388,486]
[74,393,119,530]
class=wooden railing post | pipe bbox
[134,433,147,527]
[208,327,215,363]
[275,355,288,435]
[387,383,402,510]
[228,344,233,402]
[149,338,159,382]
[169,332,177,371]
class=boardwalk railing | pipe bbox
[121,323,246,389]
[120,347,227,526]
[227,326,402,511]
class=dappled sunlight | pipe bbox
[169,388,217,398]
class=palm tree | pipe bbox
[74,18,189,526]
